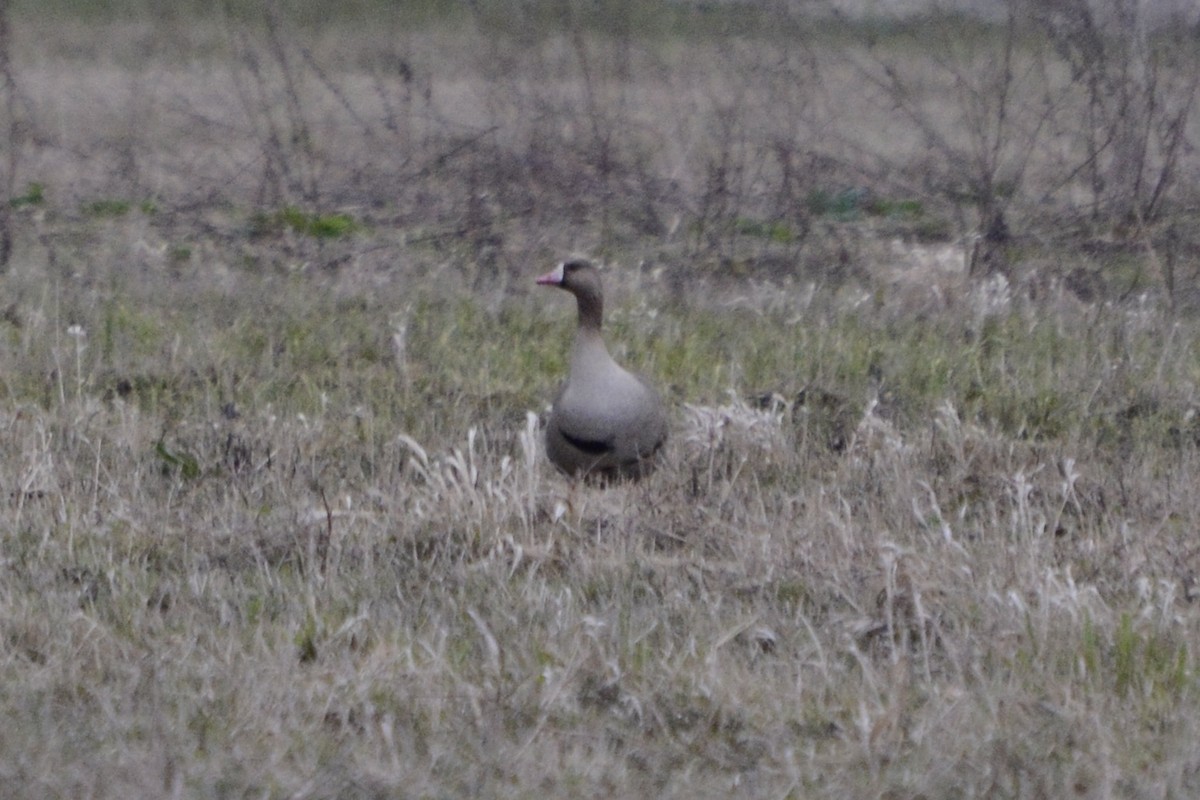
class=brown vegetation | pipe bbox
[1,2,1200,797]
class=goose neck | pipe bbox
[574,289,604,332]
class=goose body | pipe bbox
[538,259,667,480]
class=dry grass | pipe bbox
[2,5,1200,798]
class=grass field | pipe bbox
[2,2,1200,797]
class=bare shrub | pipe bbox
[224,3,323,207]
[1038,0,1200,225]
[838,2,1062,274]
[683,28,826,274]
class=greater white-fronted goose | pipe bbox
[537,259,668,480]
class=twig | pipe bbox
[0,0,16,267]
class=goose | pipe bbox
[537,259,668,481]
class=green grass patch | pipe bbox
[1081,614,1192,703]
[101,301,165,362]
[734,217,798,244]
[10,182,45,208]
[84,198,133,218]
[252,206,362,240]
[808,187,870,220]
[867,197,925,218]
[154,438,201,481]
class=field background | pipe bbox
[2,1,1200,797]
